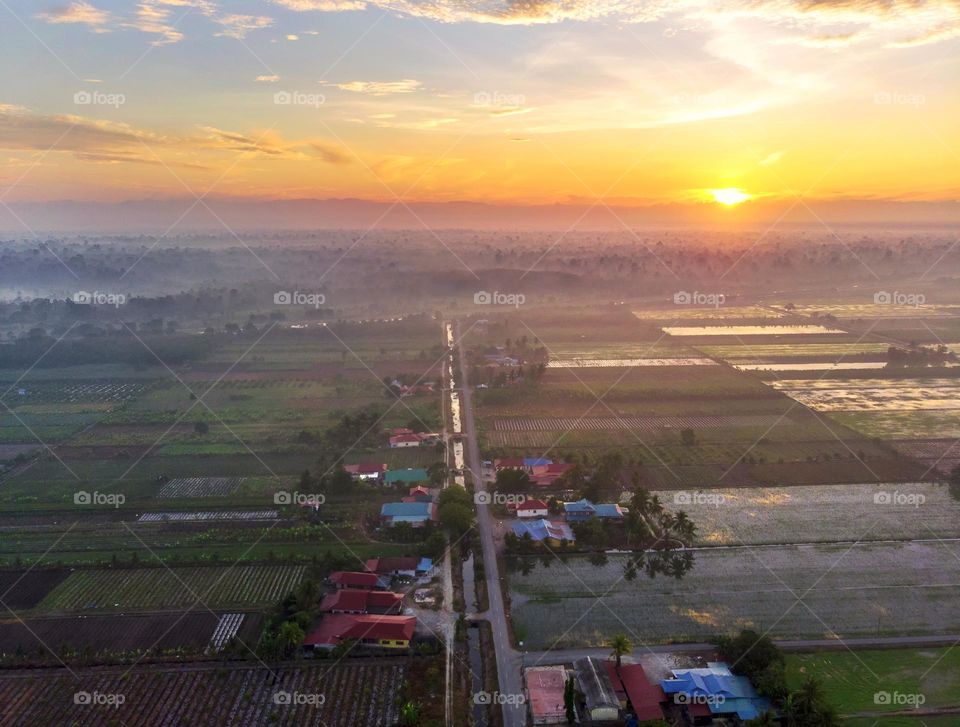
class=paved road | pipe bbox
[455,321,526,727]
[524,633,960,666]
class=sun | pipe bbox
[710,188,752,206]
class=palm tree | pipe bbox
[673,510,696,542]
[608,634,632,669]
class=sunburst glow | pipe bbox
[710,188,752,206]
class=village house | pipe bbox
[574,657,621,723]
[328,571,387,591]
[319,588,404,615]
[389,433,422,448]
[343,462,387,483]
[525,666,567,725]
[564,499,626,522]
[365,556,434,578]
[512,519,575,546]
[380,501,436,527]
[660,662,772,724]
[384,468,429,486]
[302,614,416,651]
[516,498,549,518]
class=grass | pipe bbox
[787,648,960,718]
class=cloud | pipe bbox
[37,1,112,31]
[271,0,960,49]
[330,79,422,95]
[310,142,353,164]
[760,151,784,166]
[215,14,274,39]
[256,75,281,82]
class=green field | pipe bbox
[787,649,960,723]
[37,565,307,611]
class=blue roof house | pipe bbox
[564,499,597,522]
[380,501,435,527]
[512,519,575,545]
[660,662,773,722]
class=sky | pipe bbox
[0,0,958,222]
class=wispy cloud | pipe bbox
[255,74,281,82]
[215,14,274,39]
[37,1,112,32]
[329,79,422,95]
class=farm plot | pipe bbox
[663,482,960,545]
[890,439,960,475]
[831,410,960,440]
[493,414,794,431]
[769,378,960,412]
[787,648,960,721]
[632,306,785,320]
[508,542,960,648]
[661,325,846,336]
[546,358,716,368]
[158,477,246,498]
[0,570,71,609]
[0,611,262,658]
[698,342,892,362]
[137,510,279,522]
[0,661,408,726]
[0,381,150,405]
[37,565,305,611]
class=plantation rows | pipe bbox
[138,510,279,522]
[492,413,791,431]
[38,565,306,611]
[207,613,246,653]
[1,382,149,405]
[157,477,246,498]
[0,662,407,726]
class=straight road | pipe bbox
[454,321,526,727]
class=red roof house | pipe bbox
[604,662,667,722]
[303,614,416,650]
[525,666,567,724]
[389,433,422,448]
[517,499,549,518]
[329,571,382,590]
[319,588,404,615]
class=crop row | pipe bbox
[157,477,246,498]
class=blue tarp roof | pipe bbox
[417,557,433,572]
[381,501,433,518]
[595,503,623,518]
[512,519,575,542]
[523,457,553,466]
[564,499,596,513]
[660,663,772,721]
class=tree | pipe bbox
[564,676,576,723]
[276,621,304,657]
[746,711,778,727]
[193,421,209,435]
[399,701,421,726]
[680,428,697,446]
[716,630,786,698]
[496,468,530,493]
[949,464,960,501]
[608,633,632,668]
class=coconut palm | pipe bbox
[608,634,632,668]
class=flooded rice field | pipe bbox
[771,378,960,411]
[547,357,716,368]
[662,325,846,336]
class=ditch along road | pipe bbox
[453,321,527,727]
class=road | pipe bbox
[454,321,526,727]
